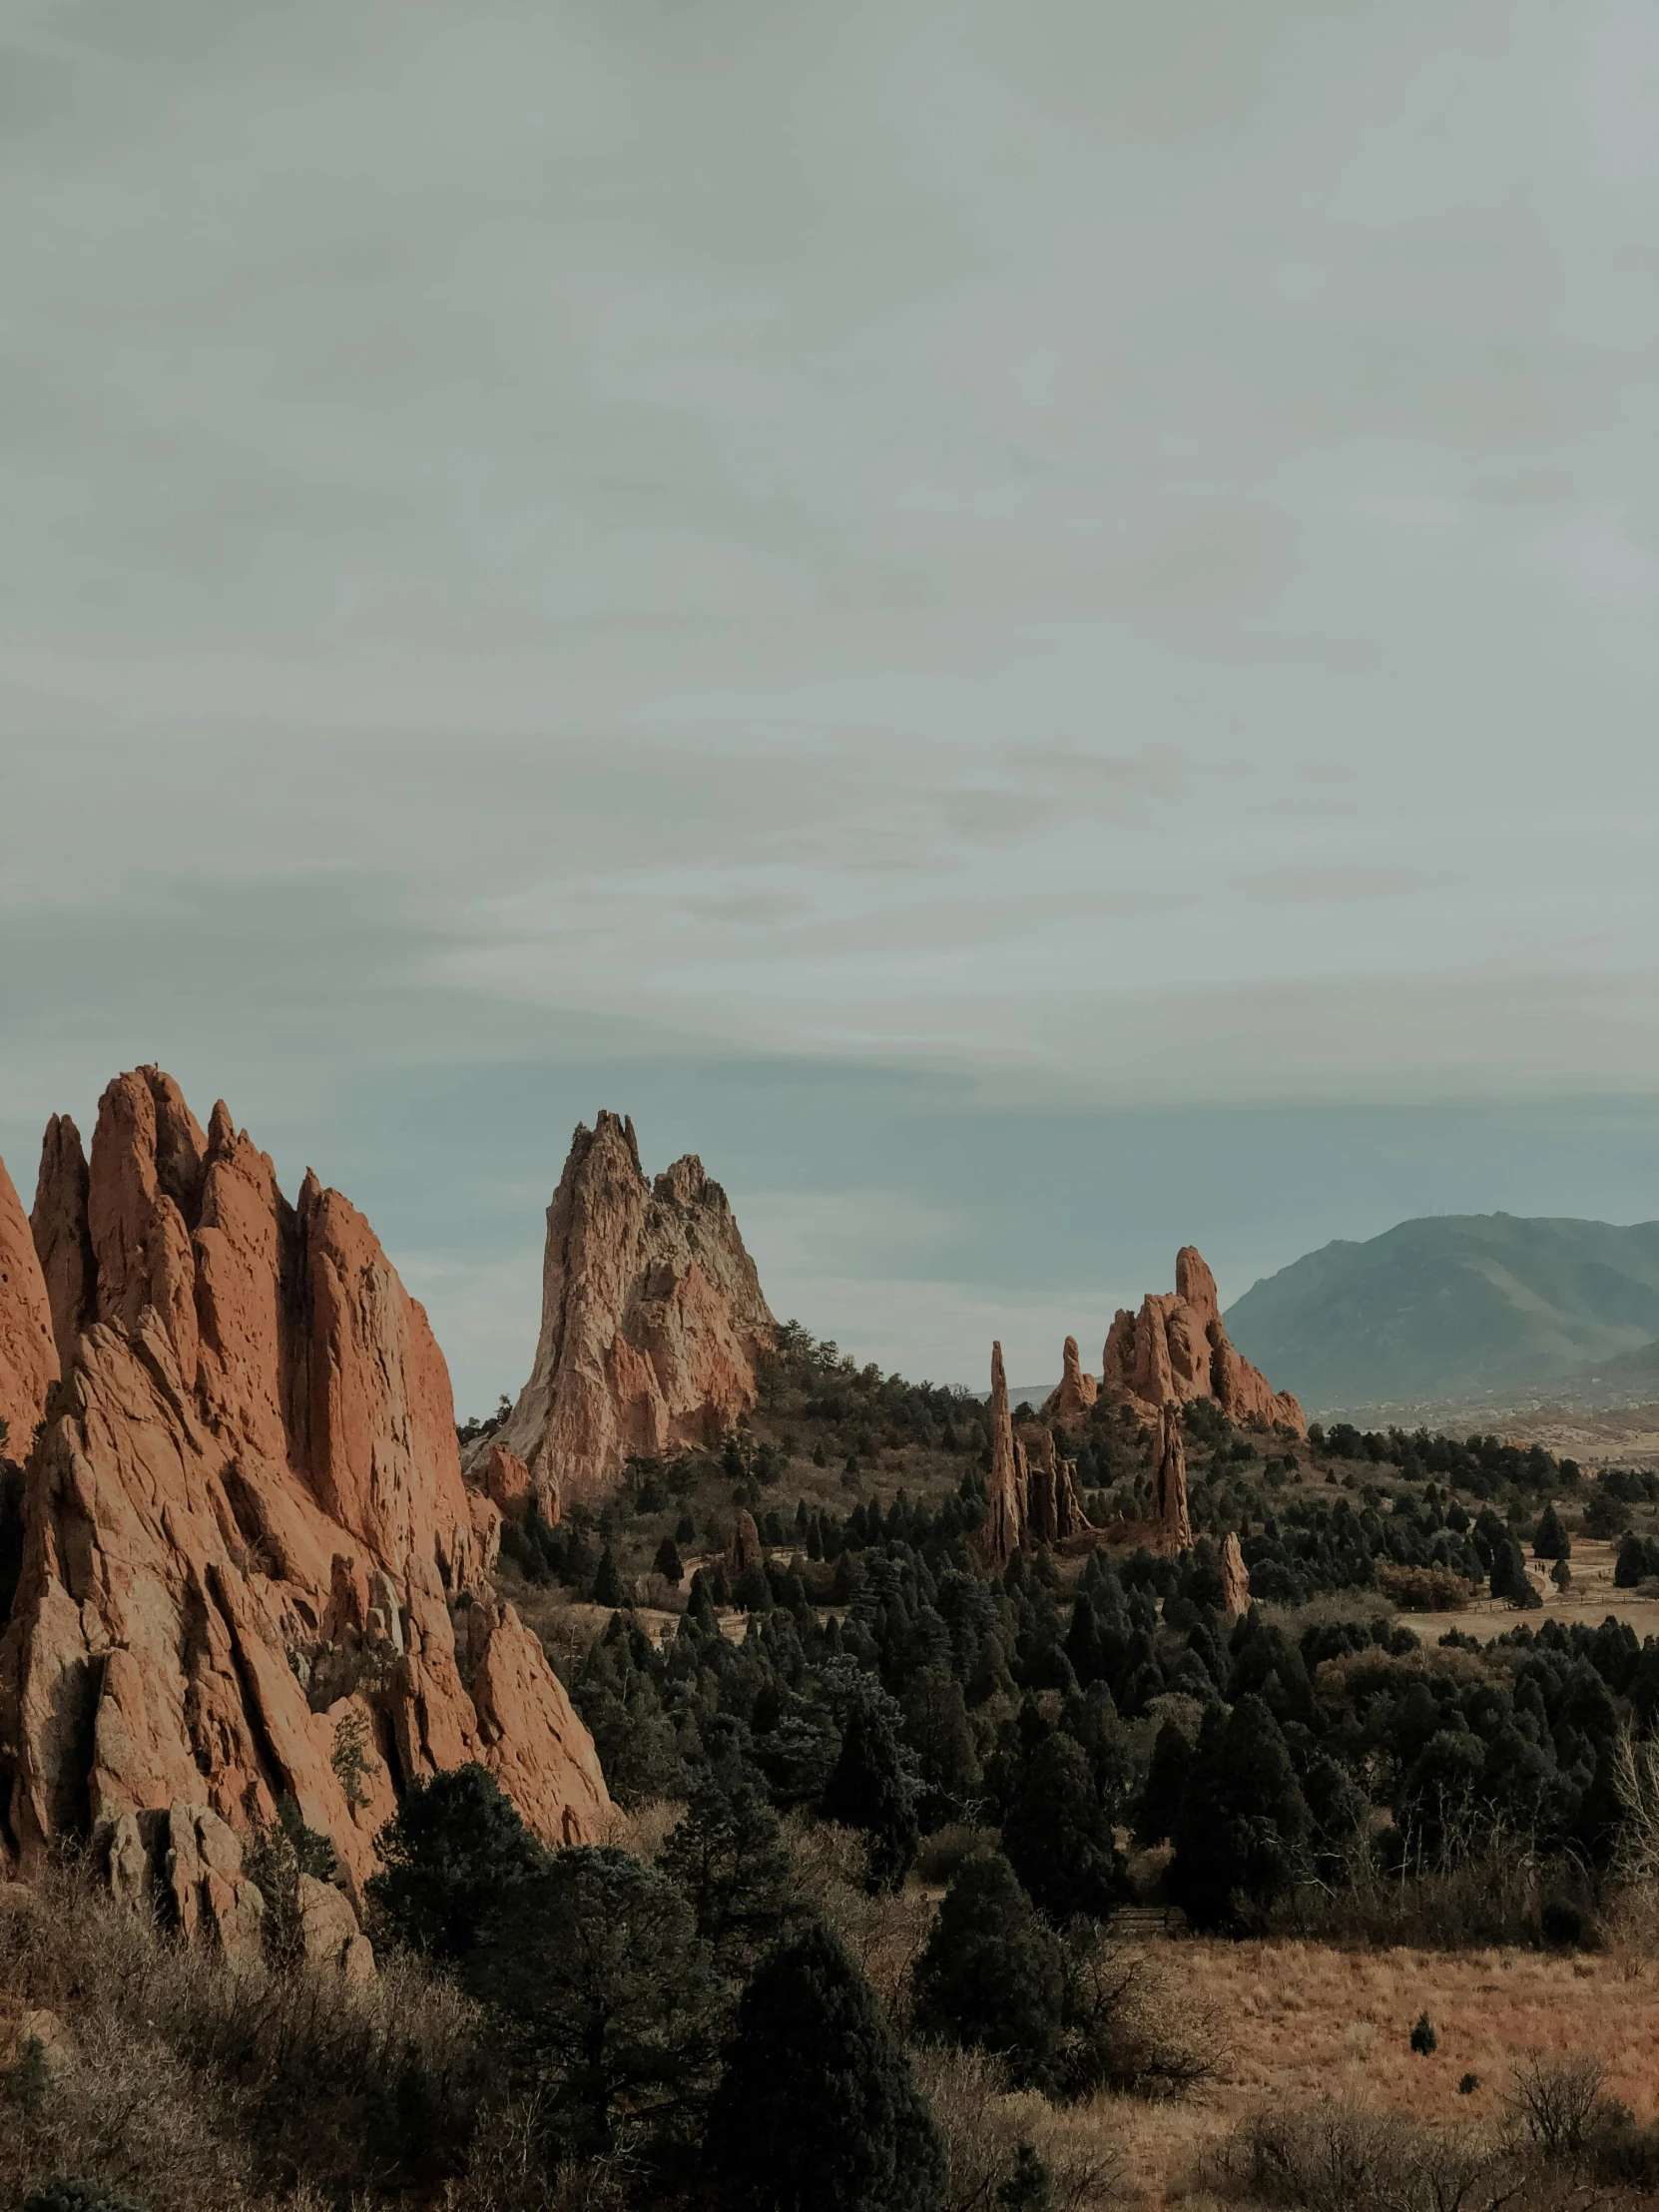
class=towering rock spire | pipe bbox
[1152,1403,1192,1552]
[476,1113,775,1506]
[1041,1335,1098,1426]
[1220,1529,1251,1615]
[1,1068,610,1885]
[980,1340,1026,1566]
[0,1150,57,1457]
[1022,1421,1084,1546]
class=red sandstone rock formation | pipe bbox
[476,1113,775,1508]
[1022,1422,1084,1547]
[1099,1247,1305,1437]
[0,1154,56,1461]
[1040,1337,1098,1427]
[1220,1529,1251,1616]
[979,1344,1084,1563]
[1151,1403,1193,1553]
[0,1068,610,1892]
[726,1509,763,1579]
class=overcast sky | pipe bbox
[4,0,1659,1406]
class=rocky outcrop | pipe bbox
[0,1153,56,1462]
[474,1113,775,1507]
[726,1509,763,1579]
[1151,1404,1192,1553]
[1220,1530,1251,1616]
[1040,1337,1097,1427]
[979,1343,1083,1565]
[1097,1248,1306,1437]
[0,1068,611,1889]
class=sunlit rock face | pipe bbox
[0,1067,610,1887]
[475,1111,775,1508]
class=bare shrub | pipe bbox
[914,1823,988,1887]
[1205,2102,1530,2212]
[599,1796,686,1862]
[1269,1826,1568,1952]
[1,1859,489,2207]
[1504,2053,1606,2160]
[1055,1940,1227,2101]
[1610,1725,1659,1886]
[784,1815,935,2025]
[911,2043,1126,2212]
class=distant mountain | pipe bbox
[1223,1213,1659,1411]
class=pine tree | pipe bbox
[368,1763,547,1958]
[467,1846,719,2163]
[592,1545,624,1607]
[654,1534,686,1585]
[708,1921,943,2212]
[911,1852,1063,2087]
[660,1782,800,1974]
[1135,1719,1195,1848]
[824,1679,921,1890]
[1001,1733,1125,1923]
[1168,1694,1311,1932]
[998,2145,1054,2212]
[1532,1503,1570,1561]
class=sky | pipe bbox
[3,0,1659,1411]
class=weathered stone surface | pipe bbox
[979,1342,1026,1566]
[1040,1336,1097,1427]
[726,1509,763,1579]
[30,1115,94,1374]
[1021,1422,1083,1547]
[0,1151,56,1461]
[0,1068,612,1890]
[296,1870,376,1979]
[1152,1403,1193,1553]
[474,1114,775,1507]
[1099,1247,1306,1437]
[1220,1529,1251,1616]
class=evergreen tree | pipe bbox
[1532,1502,1570,1560]
[1001,1733,1125,1923]
[592,1545,624,1607]
[654,1534,686,1585]
[998,2145,1054,2212]
[1490,1538,1540,1608]
[660,1783,800,1975]
[911,1852,1064,2087]
[901,1664,982,1828]
[1168,1694,1311,1932]
[467,1846,719,2163]
[368,1763,547,1958]
[708,1921,943,2212]
[1135,1719,1194,1848]
[823,1676,921,1890]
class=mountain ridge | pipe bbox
[1224,1209,1659,1410]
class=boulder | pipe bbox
[0,1149,56,1461]
[296,1871,375,1980]
[471,1114,775,1506]
[1,1067,612,1889]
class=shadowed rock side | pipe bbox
[1151,1403,1193,1553]
[0,1067,610,1888]
[0,1154,57,1460]
[476,1111,776,1507]
[979,1342,1083,1566]
[1048,1246,1305,1437]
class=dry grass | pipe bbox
[1056,1933,1659,2210]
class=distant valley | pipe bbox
[1224,1211,1659,1414]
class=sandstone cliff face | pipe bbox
[1040,1337,1097,1427]
[0,1068,610,1888]
[0,1155,56,1462]
[477,1113,775,1508]
[1095,1247,1306,1437]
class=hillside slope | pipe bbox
[1224,1212,1659,1408]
